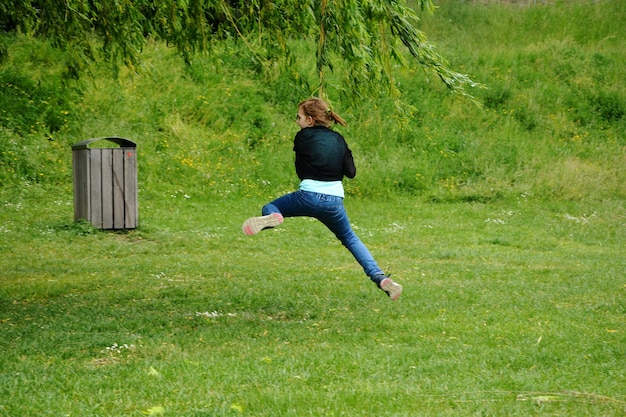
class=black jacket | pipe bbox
[293,126,356,181]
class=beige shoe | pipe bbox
[242,213,284,235]
[380,277,402,301]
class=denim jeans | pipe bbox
[262,190,385,283]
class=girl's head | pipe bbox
[296,97,347,129]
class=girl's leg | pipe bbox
[316,199,402,299]
[246,190,402,300]
[242,191,306,235]
[314,197,385,282]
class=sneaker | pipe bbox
[242,213,284,236]
[380,277,402,301]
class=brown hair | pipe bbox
[298,97,347,127]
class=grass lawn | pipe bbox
[1,0,625,415]
[1,190,624,416]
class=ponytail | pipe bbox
[299,97,347,128]
[326,108,347,127]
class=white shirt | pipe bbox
[299,179,344,198]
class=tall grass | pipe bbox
[1,1,624,203]
[410,0,626,201]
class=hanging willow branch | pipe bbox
[310,0,483,103]
[1,0,482,100]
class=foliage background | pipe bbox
[1,1,624,204]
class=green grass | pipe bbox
[1,190,624,416]
[1,0,625,415]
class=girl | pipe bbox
[242,97,402,300]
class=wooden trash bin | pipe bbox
[72,137,138,230]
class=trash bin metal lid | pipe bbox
[72,137,136,150]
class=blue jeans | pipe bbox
[262,190,385,284]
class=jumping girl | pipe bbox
[242,97,402,300]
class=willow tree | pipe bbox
[0,0,479,101]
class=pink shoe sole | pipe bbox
[242,213,284,235]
